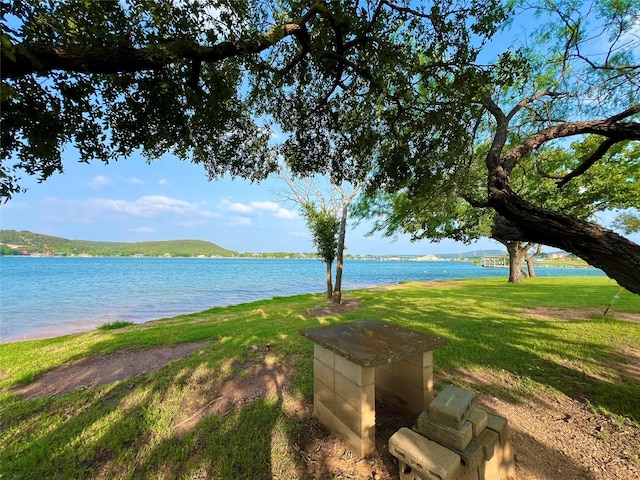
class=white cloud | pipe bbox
[41,195,219,225]
[86,175,112,188]
[88,195,218,219]
[178,219,209,227]
[158,179,169,186]
[226,217,253,227]
[129,226,155,233]
[220,199,297,219]
[128,177,145,185]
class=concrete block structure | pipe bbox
[389,427,462,480]
[312,344,376,457]
[301,320,449,457]
[390,385,516,479]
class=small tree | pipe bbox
[493,240,542,282]
[279,170,362,304]
[300,204,340,300]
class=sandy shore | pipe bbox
[1,318,122,344]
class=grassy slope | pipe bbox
[0,277,638,479]
[0,230,237,256]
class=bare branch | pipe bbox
[505,89,563,121]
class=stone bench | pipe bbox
[300,320,449,457]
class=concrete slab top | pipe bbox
[300,320,449,367]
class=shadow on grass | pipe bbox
[1,280,638,479]
[1,354,287,479]
[354,282,640,421]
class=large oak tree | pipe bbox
[354,0,640,293]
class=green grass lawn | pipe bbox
[1,277,638,479]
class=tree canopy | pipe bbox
[1,0,505,196]
[2,0,639,293]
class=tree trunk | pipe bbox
[484,104,640,296]
[332,205,349,305]
[526,244,542,278]
[490,192,640,295]
[503,241,527,283]
[325,260,333,300]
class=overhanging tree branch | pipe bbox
[501,105,640,172]
[1,22,310,79]
[555,137,616,187]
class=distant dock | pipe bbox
[481,256,507,268]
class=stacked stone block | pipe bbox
[313,344,376,457]
[375,351,435,416]
[389,385,516,480]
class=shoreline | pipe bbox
[0,318,124,344]
[1,256,608,345]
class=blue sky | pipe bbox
[0,150,507,255]
[3,150,637,256]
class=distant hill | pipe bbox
[0,230,237,257]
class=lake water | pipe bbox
[0,256,604,342]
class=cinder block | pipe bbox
[392,361,434,391]
[377,381,430,416]
[334,395,375,435]
[392,359,424,387]
[428,385,475,430]
[335,371,375,413]
[313,394,335,429]
[374,365,397,392]
[404,351,433,368]
[417,410,473,451]
[423,365,434,392]
[457,464,481,480]
[314,357,335,390]
[376,361,393,373]
[483,447,502,479]
[389,427,461,480]
[397,461,418,480]
[483,413,516,478]
[486,414,510,443]
[315,397,375,457]
[313,377,334,411]
[335,355,374,386]
[494,435,516,478]
[314,344,335,368]
[468,407,488,437]
[459,439,484,469]
[476,429,499,461]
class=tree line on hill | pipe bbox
[0,230,237,257]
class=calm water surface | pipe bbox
[0,256,604,342]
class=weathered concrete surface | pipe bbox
[417,410,473,451]
[428,384,476,430]
[301,320,449,368]
[389,427,462,480]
